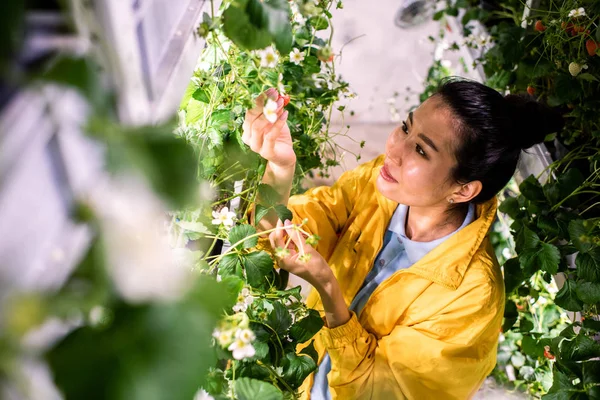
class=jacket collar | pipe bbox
[374,168,498,290]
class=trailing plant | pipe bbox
[172,0,355,398]
[425,0,600,397]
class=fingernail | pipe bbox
[276,98,284,108]
[284,219,291,225]
[265,88,278,100]
[278,110,288,120]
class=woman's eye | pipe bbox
[401,121,408,134]
[416,144,427,158]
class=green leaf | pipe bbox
[266,301,292,336]
[503,258,526,294]
[274,204,293,223]
[543,368,580,400]
[300,340,319,364]
[309,16,329,30]
[574,281,600,304]
[583,361,600,391]
[537,215,560,237]
[246,0,293,54]
[254,204,271,225]
[243,251,274,287]
[222,1,271,51]
[518,226,540,251]
[192,88,210,103]
[576,73,598,82]
[521,334,544,358]
[555,280,583,312]
[519,318,534,333]
[219,253,243,278]
[537,242,561,275]
[235,377,283,400]
[519,175,546,203]
[576,252,600,283]
[289,309,324,343]
[46,277,229,400]
[229,225,258,250]
[499,196,521,218]
[569,220,593,253]
[281,352,317,389]
[560,333,600,361]
[432,10,445,20]
[258,183,281,206]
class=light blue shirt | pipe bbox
[310,203,475,400]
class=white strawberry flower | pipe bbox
[568,7,586,18]
[258,46,279,68]
[211,207,236,227]
[263,98,279,123]
[236,328,256,343]
[193,389,215,400]
[289,48,305,65]
[232,302,248,313]
[212,328,235,347]
[228,339,256,360]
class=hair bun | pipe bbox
[504,93,564,150]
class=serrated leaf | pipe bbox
[560,333,600,361]
[192,88,210,103]
[266,301,292,336]
[574,281,600,304]
[254,204,271,225]
[538,242,561,275]
[309,16,329,30]
[543,368,580,400]
[289,309,324,343]
[258,183,280,206]
[555,280,583,312]
[243,251,274,287]
[219,253,243,278]
[519,175,546,203]
[499,196,521,218]
[229,225,258,250]
[503,258,525,294]
[519,318,534,333]
[281,352,317,389]
[274,204,293,222]
[576,73,598,82]
[576,252,600,283]
[300,340,319,364]
[569,220,593,253]
[235,377,283,400]
[518,226,540,251]
[222,2,271,51]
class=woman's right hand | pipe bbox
[242,88,296,169]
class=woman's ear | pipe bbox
[453,181,482,204]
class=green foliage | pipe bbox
[173,0,352,397]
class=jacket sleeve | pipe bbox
[283,155,383,259]
[320,276,504,400]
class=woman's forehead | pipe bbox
[414,97,458,155]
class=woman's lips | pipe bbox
[380,164,398,183]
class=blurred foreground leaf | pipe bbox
[46,276,234,400]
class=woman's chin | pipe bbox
[376,175,400,200]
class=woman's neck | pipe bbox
[404,204,467,242]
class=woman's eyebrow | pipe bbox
[409,111,439,153]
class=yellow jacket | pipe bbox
[288,155,505,400]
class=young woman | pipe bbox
[241,79,563,399]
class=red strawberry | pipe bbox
[543,346,555,360]
[534,20,546,32]
[280,94,290,107]
[562,22,574,35]
[527,86,535,95]
[586,39,599,56]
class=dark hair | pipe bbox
[434,78,564,204]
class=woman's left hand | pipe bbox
[269,219,333,289]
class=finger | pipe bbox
[250,119,271,152]
[254,88,279,109]
[262,110,288,158]
[283,219,306,247]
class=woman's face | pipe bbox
[376,95,462,207]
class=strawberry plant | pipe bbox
[427,0,600,397]
[171,0,355,398]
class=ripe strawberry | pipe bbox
[534,20,546,32]
[280,94,290,107]
[527,86,535,95]
[562,22,574,35]
[586,39,599,56]
[543,345,555,360]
